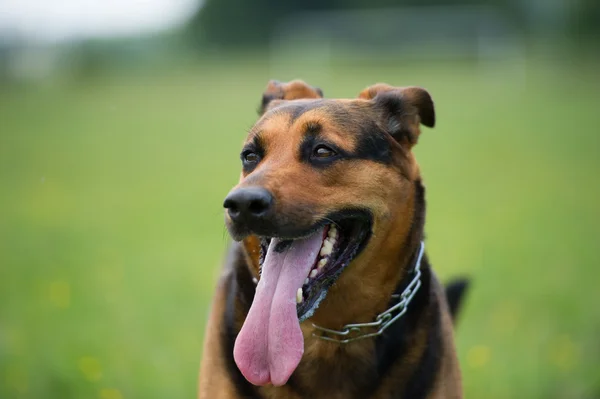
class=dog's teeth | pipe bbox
[310,269,318,278]
[304,278,309,285]
[320,241,333,256]
[296,288,303,304]
[252,277,258,284]
[328,226,338,238]
[318,258,328,269]
[321,240,333,253]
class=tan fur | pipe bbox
[199,270,238,399]
[199,80,463,399]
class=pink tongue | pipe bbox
[233,228,325,386]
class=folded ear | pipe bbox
[259,79,323,115]
[359,83,435,147]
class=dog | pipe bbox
[199,79,469,399]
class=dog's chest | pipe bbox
[259,344,379,399]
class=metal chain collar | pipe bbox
[311,241,425,344]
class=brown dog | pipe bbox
[199,80,469,399]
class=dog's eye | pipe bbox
[312,145,336,159]
[242,151,259,163]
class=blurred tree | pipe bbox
[188,0,598,48]
[188,0,488,48]
[572,0,600,36]
[188,0,336,48]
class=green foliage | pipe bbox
[1,55,599,398]
[572,0,600,36]
[189,0,487,48]
[189,0,600,48]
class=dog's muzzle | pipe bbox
[223,187,275,237]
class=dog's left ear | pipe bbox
[359,83,435,146]
[259,79,323,115]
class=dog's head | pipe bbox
[225,79,435,386]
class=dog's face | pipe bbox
[225,80,435,386]
[224,80,435,324]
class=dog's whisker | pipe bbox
[322,217,342,229]
[221,224,228,241]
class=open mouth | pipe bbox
[233,211,372,386]
[258,213,372,321]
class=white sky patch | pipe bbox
[0,0,202,44]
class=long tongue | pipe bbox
[233,228,325,386]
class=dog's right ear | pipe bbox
[259,80,323,115]
[359,83,435,148]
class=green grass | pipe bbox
[1,55,599,399]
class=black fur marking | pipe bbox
[409,89,435,128]
[445,278,470,322]
[282,367,307,396]
[241,134,266,174]
[304,121,322,135]
[297,120,392,167]
[260,94,277,115]
[373,254,431,383]
[299,135,344,167]
[400,281,442,399]
[386,179,442,399]
[288,101,324,123]
[251,133,266,150]
[222,246,262,399]
[283,100,349,125]
[368,178,442,399]
[353,120,393,164]
[374,92,416,144]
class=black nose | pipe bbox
[223,187,274,222]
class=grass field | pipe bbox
[1,55,599,399]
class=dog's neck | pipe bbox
[222,180,438,398]
[224,248,436,398]
[310,240,426,343]
[290,179,427,334]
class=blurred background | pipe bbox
[1,0,599,398]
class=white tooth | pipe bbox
[252,277,258,284]
[320,245,332,256]
[310,269,318,278]
[328,227,338,238]
[305,278,309,285]
[296,288,303,304]
[318,258,328,269]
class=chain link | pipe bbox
[312,241,425,344]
